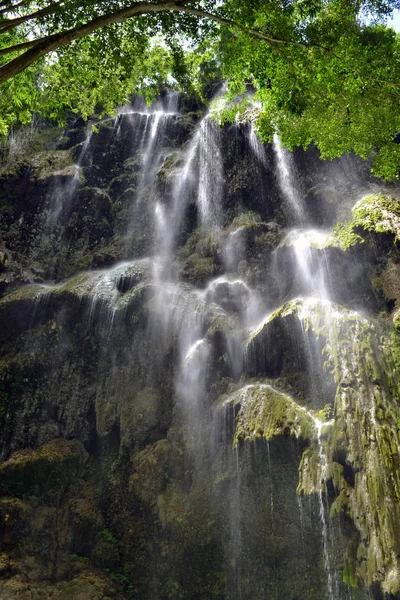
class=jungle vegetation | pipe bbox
[0,0,400,178]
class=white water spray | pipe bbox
[273,133,304,223]
[197,118,224,227]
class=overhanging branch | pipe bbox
[0,0,34,17]
[0,0,398,89]
[0,1,192,84]
[0,1,64,34]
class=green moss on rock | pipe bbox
[246,296,400,594]
[222,383,317,445]
[229,211,261,230]
[326,193,400,250]
[0,439,88,500]
[30,149,76,181]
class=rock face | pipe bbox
[0,93,400,599]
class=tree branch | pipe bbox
[0,0,398,90]
[178,5,400,87]
[0,1,63,33]
[0,37,35,55]
[0,0,34,17]
[0,1,195,84]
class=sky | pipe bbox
[386,8,400,31]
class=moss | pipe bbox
[326,193,400,250]
[30,148,76,180]
[326,222,365,250]
[206,313,233,338]
[91,529,120,570]
[130,439,170,506]
[394,308,400,330]
[56,572,123,600]
[352,193,400,239]
[343,555,358,589]
[0,439,88,500]
[70,553,89,564]
[245,295,400,593]
[297,445,322,495]
[229,211,261,230]
[157,150,184,182]
[222,383,317,445]
[181,254,219,286]
[0,284,45,307]
[380,259,400,305]
[179,227,220,262]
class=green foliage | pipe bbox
[390,329,400,372]
[96,530,135,597]
[316,403,334,421]
[70,553,89,564]
[327,193,400,249]
[352,193,400,239]
[106,564,135,597]
[98,528,118,546]
[212,3,400,179]
[327,222,365,249]
[0,0,400,177]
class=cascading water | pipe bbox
[278,229,331,298]
[197,118,224,227]
[1,91,398,600]
[314,418,336,600]
[271,136,343,596]
[273,133,305,223]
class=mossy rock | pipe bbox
[69,488,104,556]
[29,149,76,181]
[181,254,220,286]
[157,150,185,182]
[91,530,120,570]
[380,258,400,305]
[0,260,152,326]
[221,383,317,444]
[229,211,262,229]
[0,439,88,500]
[246,296,400,594]
[56,572,122,600]
[0,497,31,546]
[179,227,221,260]
[120,387,161,446]
[326,193,400,250]
[0,284,44,307]
[130,439,171,506]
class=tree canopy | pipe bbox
[1,0,400,178]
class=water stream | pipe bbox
[273,133,305,223]
[3,92,390,599]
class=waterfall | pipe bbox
[273,133,305,223]
[248,123,267,167]
[1,92,395,600]
[153,127,200,283]
[279,229,331,299]
[196,118,224,227]
[314,418,336,600]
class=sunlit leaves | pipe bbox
[0,0,399,177]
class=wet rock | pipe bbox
[221,383,317,444]
[0,247,9,271]
[0,572,123,600]
[204,278,251,314]
[380,258,400,306]
[246,297,400,593]
[0,438,88,500]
